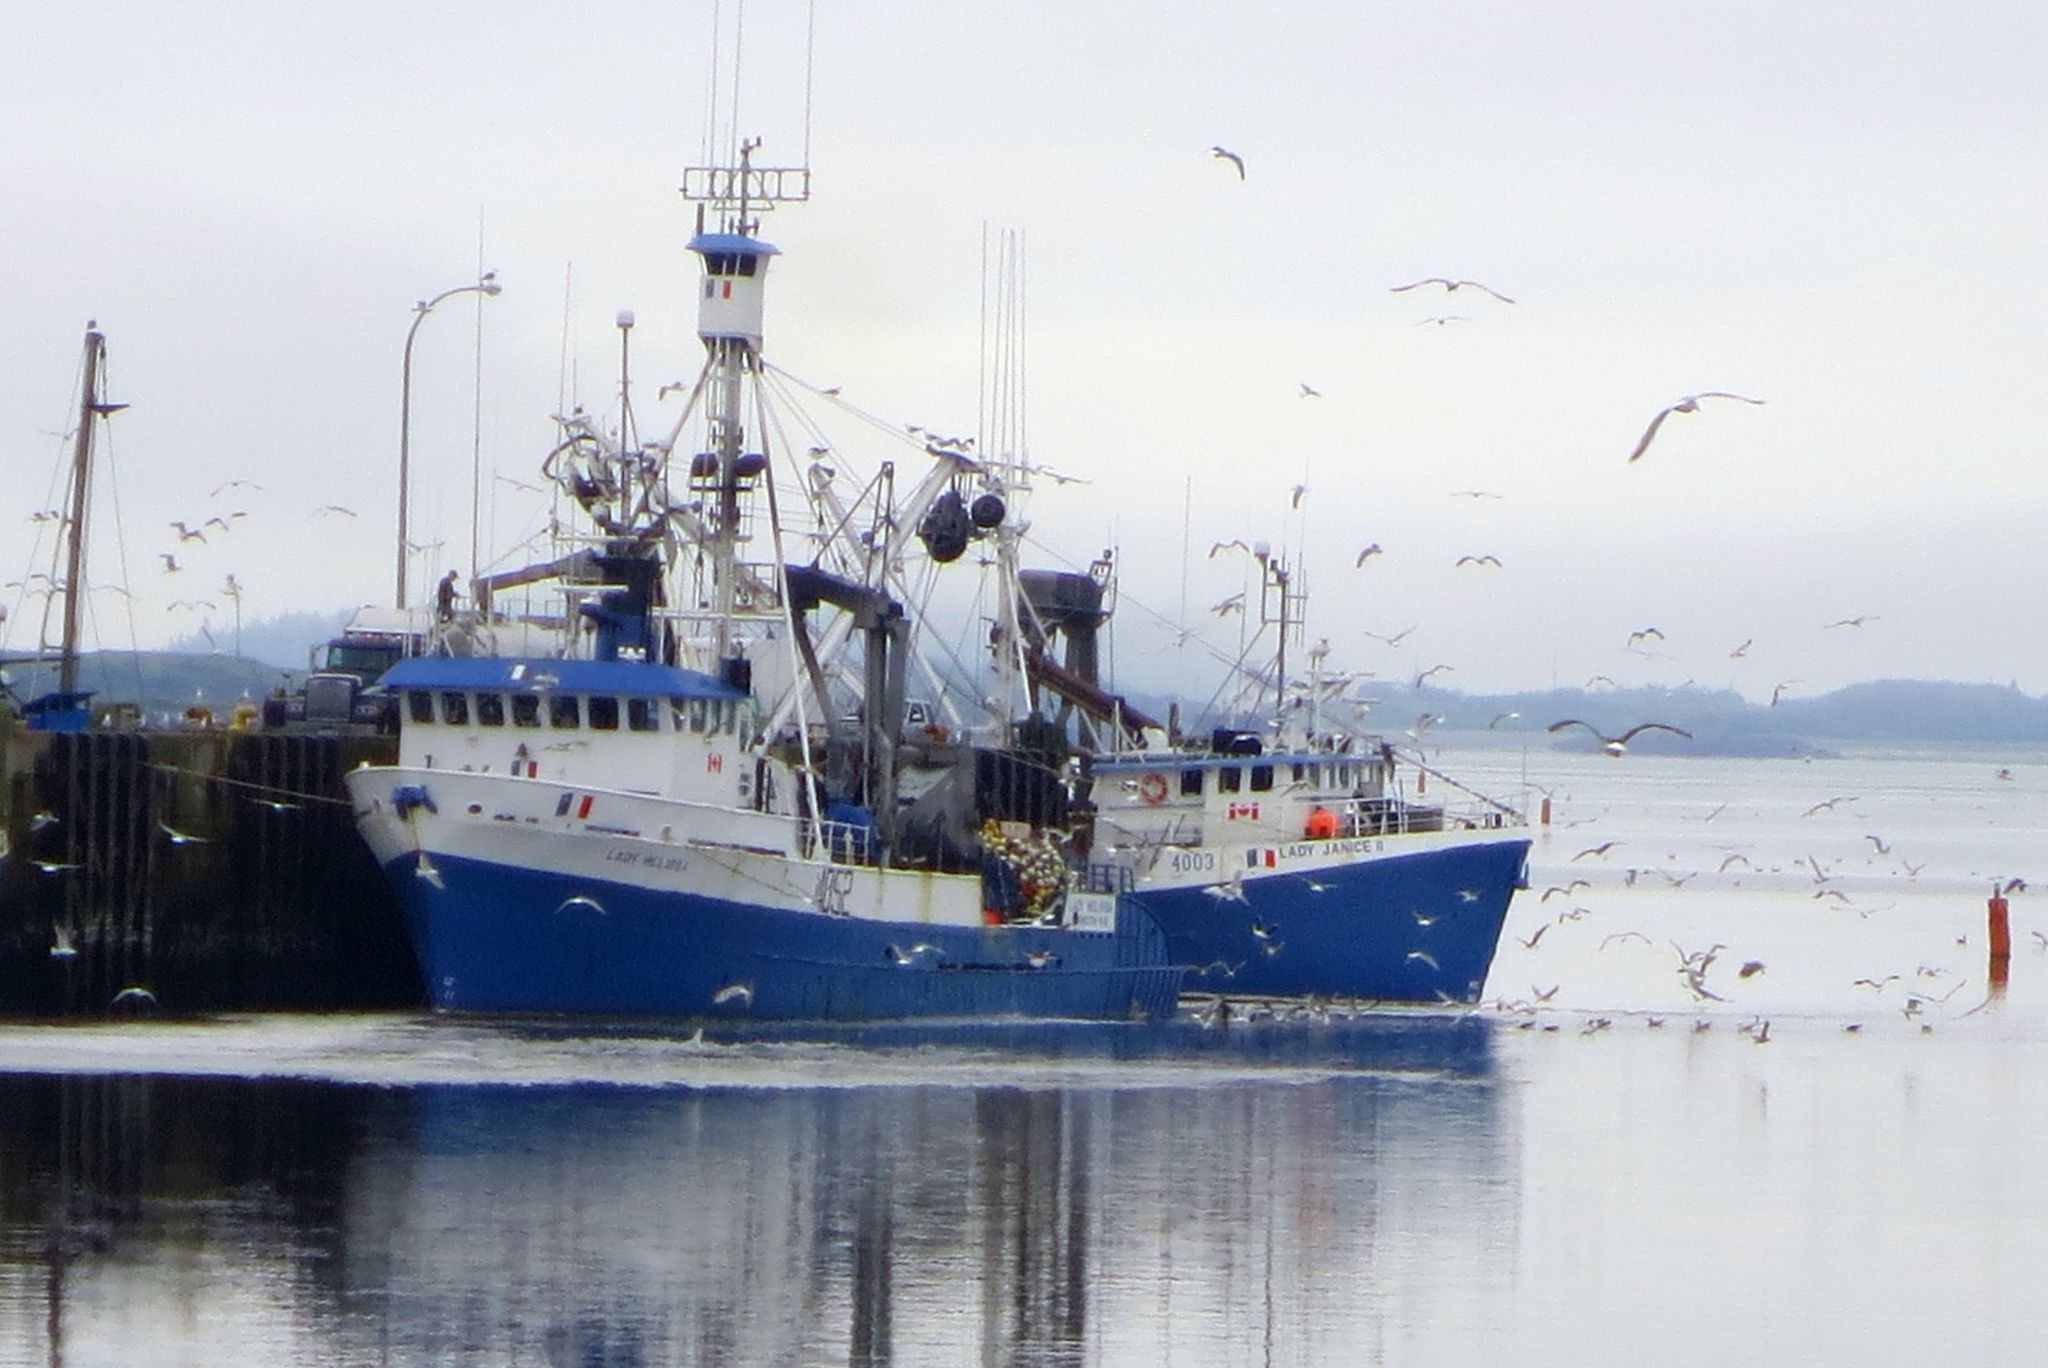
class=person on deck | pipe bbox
[436,570,460,622]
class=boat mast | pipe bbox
[59,325,118,695]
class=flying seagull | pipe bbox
[1209,539,1251,559]
[1390,277,1515,304]
[1455,554,1502,568]
[1210,146,1246,179]
[1825,615,1880,629]
[1546,719,1693,757]
[1299,383,1321,399]
[1290,482,1309,508]
[1626,392,1766,463]
[1354,543,1384,567]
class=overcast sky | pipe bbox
[5,2,2046,706]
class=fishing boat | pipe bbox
[985,540,1530,1005]
[1,324,124,733]
[344,149,1181,1022]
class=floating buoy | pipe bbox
[1990,891,2012,990]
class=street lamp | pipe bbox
[397,273,501,610]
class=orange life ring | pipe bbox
[1138,772,1169,805]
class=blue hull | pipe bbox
[381,853,1183,1023]
[1134,838,1530,1002]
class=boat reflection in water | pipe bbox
[0,1018,1508,1364]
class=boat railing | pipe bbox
[801,816,877,866]
[1075,863,1135,895]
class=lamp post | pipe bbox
[397,274,500,609]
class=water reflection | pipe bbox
[0,1021,1508,1365]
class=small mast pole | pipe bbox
[58,325,111,695]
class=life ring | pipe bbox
[1138,772,1169,806]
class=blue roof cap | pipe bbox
[687,231,780,257]
[380,656,745,700]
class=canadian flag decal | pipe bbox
[1226,801,1261,821]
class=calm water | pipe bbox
[4,743,2048,1365]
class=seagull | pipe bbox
[1739,960,1766,978]
[1801,795,1858,817]
[1717,853,1753,873]
[1625,392,1766,463]
[1448,490,1504,499]
[111,986,159,1011]
[1729,638,1753,658]
[1298,383,1321,399]
[1600,931,1654,951]
[1290,482,1309,508]
[1540,880,1591,901]
[1455,554,1502,568]
[1390,278,1515,304]
[1413,663,1454,688]
[413,853,445,889]
[1415,315,1472,327]
[1211,592,1245,616]
[1771,679,1800,706]
[1204,875,1251,905]
[1825,615,1880,629]
[1406,949,1441,971]
[249,795,302,813]
[1488,711,1520,729]
[211,479,264,496]
[1209,539,1251,559]
[1516,923,1550,950]
[169,520,207,543]
[1210,145,1246,179]
[1023,949,1061,969]
[1546,719,1693,756]
[1626,627,1665,649]
[886,943,942,966]
[1354,543,1384,567]
[158,821,209,846]
[313,504,357,518]
[712,982,754,1007]
[1572,841,1619,861]
[1362,624,1414,646]
[159,553,181,573]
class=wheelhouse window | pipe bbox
[476,693,505,727]
[1180,768,1204,797]
[549,695,580,729]
[627,697,660,732]
[1250,765,1274,792]
[440,691,469,726]
[1219,767,1243,794]
[511,694,541,728]
[588,696,620,731]
[407,690,433,725]
[689,699,710,733]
